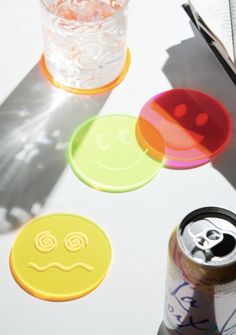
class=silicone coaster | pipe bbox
[41,49,131,95]
[68,115,163,192]
[10,214,112,302]
[136,89,232,169]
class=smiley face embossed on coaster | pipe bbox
[68,115,164,192]
[137,89,232,168]
[10,214,112,302]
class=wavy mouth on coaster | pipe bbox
[28,262,94,272]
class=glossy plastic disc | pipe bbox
[68,115,163,192]
[10,214,112,302]
[137,89,232,168]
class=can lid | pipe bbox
[177,207,236,267]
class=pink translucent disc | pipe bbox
[136,88,232,168]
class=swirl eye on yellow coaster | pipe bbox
[10,214,112,302]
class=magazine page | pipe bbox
[189,0,235,62]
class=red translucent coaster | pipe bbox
[136,89,232,168]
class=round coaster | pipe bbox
[68,115,163,192]
[137,89,232,168]
[41,49,131,95]
[10,214,112,302]
[165,157,210,169]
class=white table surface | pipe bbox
[1,1,236,334]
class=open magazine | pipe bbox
[187,0,236,81]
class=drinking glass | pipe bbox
[39,0,129,93]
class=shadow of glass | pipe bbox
[162,18,236,189]
[0,63,110,234]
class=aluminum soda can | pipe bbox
[159,207,236,335]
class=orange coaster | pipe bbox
[40,48,131,95]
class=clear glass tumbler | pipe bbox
[39,0,129,92]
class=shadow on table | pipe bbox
[157,322,167,335]
[0,62,110,234]
[162,21,236,189]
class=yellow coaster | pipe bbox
[10,214,112,302]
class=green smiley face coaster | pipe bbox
[68,115,163,192]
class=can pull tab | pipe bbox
[179,208,236,265]
[193,229,223,250]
